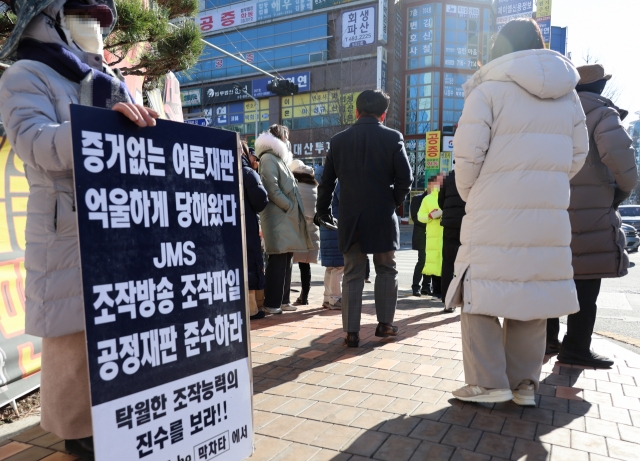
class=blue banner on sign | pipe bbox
[537,18,551,44]
[184,118,208,126]
[252,72,311,98]
[256,0,313,21]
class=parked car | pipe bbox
[623,223,640,253]
[619,205,640,231]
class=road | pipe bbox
[294,243,640,353]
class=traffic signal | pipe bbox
[266,78,299,96]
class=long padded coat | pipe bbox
[418,190,443,276]
[256,132,313,255]
[569,92,638,279]
[445,49,589,320]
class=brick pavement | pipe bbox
[3,283,640,461]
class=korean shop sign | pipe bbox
[70,105,253,461]
[342,7,375,48]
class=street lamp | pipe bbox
[233,83,259,143]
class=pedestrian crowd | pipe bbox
[0,0,637,457]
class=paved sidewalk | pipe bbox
[3,284,640,461]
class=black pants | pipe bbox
[430,276,442,297]
[365,256,370,279]
[441,227,461,301]
[547,278,602,352]
[298,263,311,298]
[412,250,429,292]
[264,253,293,308]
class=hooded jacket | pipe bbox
[255,132,313,254]
[445,49,589,320]
[291,162,320,264]
[0,0,116,338]
[418,189,443,276]
[569,92,638,279]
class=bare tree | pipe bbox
[579,50,624,105]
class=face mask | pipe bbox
[66,15,103,55]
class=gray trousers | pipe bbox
[342,242,397,332]
[461,312,546,390]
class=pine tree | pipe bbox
[0,0,203,89]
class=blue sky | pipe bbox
[551,0,639,125]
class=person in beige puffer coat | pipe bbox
[0,0,157,457]
[547,64,639,368]
[445,19,589,405]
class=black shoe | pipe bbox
[294,296,309,305]
[65,437,95,461]
[421,289,431,296]
[375,322,399,337]
[545,339,561,356]
[412,289,421,297]
[345,332,359,347]
[250,311,266,320]
[443,307,455,313]
[557,348,614,369]
[432,292,442,299]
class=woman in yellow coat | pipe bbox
[418,174,444,298]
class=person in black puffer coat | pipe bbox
[438,168,466,312]
[241,142,269,319]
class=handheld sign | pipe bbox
[70,105,253,461]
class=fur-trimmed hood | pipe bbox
[255,132,292,166]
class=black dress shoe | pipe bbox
[65,437,95,461]
[250,311,266,320]
[420,289,431,296]
[412,289,421,297]
[375,323,399,337]
[345,332,359,347]
[545,339,561,355]
[557,348,614,369]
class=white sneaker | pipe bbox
[513,380,536,406]
[452,385,513,403]
[281,304,297,312]
[263,306,283,314]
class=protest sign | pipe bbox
[70,105,253,461]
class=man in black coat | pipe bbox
[317,89,413,347]
[410,190,429,296]
[438,168,465,312]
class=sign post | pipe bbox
[70,105,253,461]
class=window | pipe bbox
[406,3,441,69]
[281,90,350,130]
[176,15,328,85]
[442,72,471,134]
[405,138,426,190]
[443,6,480,70]
[405,72,439,136]
[482,7,494,65]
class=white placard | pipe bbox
[342,7,375,48]
[378,0,388,44]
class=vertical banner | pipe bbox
[376,46,388,92]
[341,7,375,48]
[70,106,253,461]
[536,0,552,48]
[0,131,42,409]
[424,131,441,185]
[378,0,388,44]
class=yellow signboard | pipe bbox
[537,0,552,17]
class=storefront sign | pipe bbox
[204,82,253,104]
[495,0,533,30]
[536,0,552,48]
[196,2,257,34]
[252,72,310,98]
[257,0,313,21]
[184,117,209,126]
[378,0,388,44]
[376,46,387,92]
[181,89,202,108]
[342,7,375,48]
[70,106,253,461]
[0,134,42,411]
[426,131,441,158]
[442,136,454,152]
[440,151,453,173]
[292,141,331,157]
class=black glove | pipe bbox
[613,187,631,210]
[313,213,338,231]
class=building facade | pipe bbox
[178,0,496,214]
